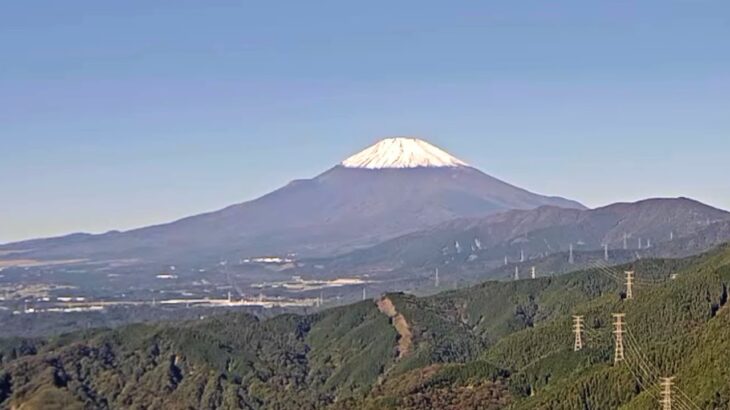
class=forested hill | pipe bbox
[2,244,730,409]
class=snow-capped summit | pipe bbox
[341,137,469,169]
[9,136,584,264]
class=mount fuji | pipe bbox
[1,137,584,263]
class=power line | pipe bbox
[624,327,699,410]
[614,314,690,410]
[623,352,662,401]
[622,340,693,410]
[593,260,666,286]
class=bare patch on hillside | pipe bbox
[377,297,413,359]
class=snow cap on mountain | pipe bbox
[341,137,469,169]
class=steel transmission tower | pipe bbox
[613,313,626,364]
[625,271,634,300]
[660,377,675,410]
[573,315,584,351]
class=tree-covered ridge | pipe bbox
[0,301,400,409]
[1,244,730,409]
[489,246,730,409]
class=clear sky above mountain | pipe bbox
[1,1,729,242]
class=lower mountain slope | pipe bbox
[2,245,730,409]
[294,197,730,284]
[0,164,583,265]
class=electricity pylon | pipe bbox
[660,377,675,410]
[573,315,584,351]
[625,271,634,300]
[613,313,626,364]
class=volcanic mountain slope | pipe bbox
[2,244,730,409]
[301,197,730,280]
[0,137,583,264]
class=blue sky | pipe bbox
[1,1,729,243]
